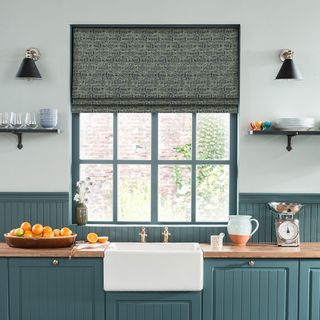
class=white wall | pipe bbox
[0,0,320,193]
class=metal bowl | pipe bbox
[268,202,303,214]
[4,234,77,248]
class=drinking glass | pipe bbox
[25,112,37,129]
[0,112,9,128]
[10,112,22,128]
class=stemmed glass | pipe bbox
[10,112,22,129]
[25,112,37,129]
[0,112,9,128]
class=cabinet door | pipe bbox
[106,291,201,320]
[9,258,105,320]
[203,259,298,320]
[299,260,320,320]
[0,258,9,320]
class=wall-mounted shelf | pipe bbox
[0,128,61,149]
[249,130,320,151]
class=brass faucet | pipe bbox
[162,226,171,243]
[139,227,147,242]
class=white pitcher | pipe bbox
[227,215,259,246]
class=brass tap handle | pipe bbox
[162,227,171,243]
[139,227,147,242]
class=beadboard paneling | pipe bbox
[239,193,320,243]
[105,292,201,320]
[0,193,69,240]
[1,192,320,243]
[71,225,226,243]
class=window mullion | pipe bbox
[191,112,197,223]
[113,113,118,223]
[151,113,158,223]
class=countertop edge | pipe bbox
[2,242,320,259]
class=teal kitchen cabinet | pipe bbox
[203,259,299,320]
[105,291,201,320]
[9,258,105,320]
[0,258,9,320]
[299,260,320,320]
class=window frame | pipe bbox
[72,112,237,225]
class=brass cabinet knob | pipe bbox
[52,259,59,266]
[248,260,255,266]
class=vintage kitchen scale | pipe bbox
[268,202,303,247]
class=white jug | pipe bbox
[227,215,259,246]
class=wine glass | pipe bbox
[0,112,9,128]
[25,112,37,129]
[10,112,22,129]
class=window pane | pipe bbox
[158,165,191,222]
[118,165,151,221]
[80,113,113,160]
[197,113,230,160]
[196,165,229,222]
[118,113,151,160]
[159,113,192,160]
[80,164,113,221]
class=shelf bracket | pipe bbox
[12,132,23,149]
[286,134,297,152]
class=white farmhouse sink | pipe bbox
[104,242,203,291]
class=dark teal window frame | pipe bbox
[72,113,237,225]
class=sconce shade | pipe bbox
[16,57,42,79]
[275,58,303,80]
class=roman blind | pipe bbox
[71,25,239,113]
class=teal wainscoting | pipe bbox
[0,258,9,320]
[1,192,320,242]
[0,193,69,240]
[239,193,320,243]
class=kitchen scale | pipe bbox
[268,202,303,247]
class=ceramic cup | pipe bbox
[40,108,58,128]
[210,233,225,250]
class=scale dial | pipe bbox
[278,221,299,240]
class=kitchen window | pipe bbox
[72,112,237,224]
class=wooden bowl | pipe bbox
[4,234,77,248]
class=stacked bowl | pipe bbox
[274,118,315,131]
[40,108,58,129]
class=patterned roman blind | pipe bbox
[71,26,239,113]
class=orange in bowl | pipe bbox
[32,224,43,235]
[9,229,16,236]
[87,233,98,243]
[60,227,72,237]
[98,236,109,243]
[32,233,43,238]
[53,229,61,237]
[24,230,33,237]
[43,231,54,238]
[20,222,32,232]
[43,226,53,233]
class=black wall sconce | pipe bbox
[16,48,42,79]
[275,49,303,80]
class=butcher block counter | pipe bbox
[2,242,320,258]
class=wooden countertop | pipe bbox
[2,242,320,259]
[201,243,320,258]
[0,242,105,258]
